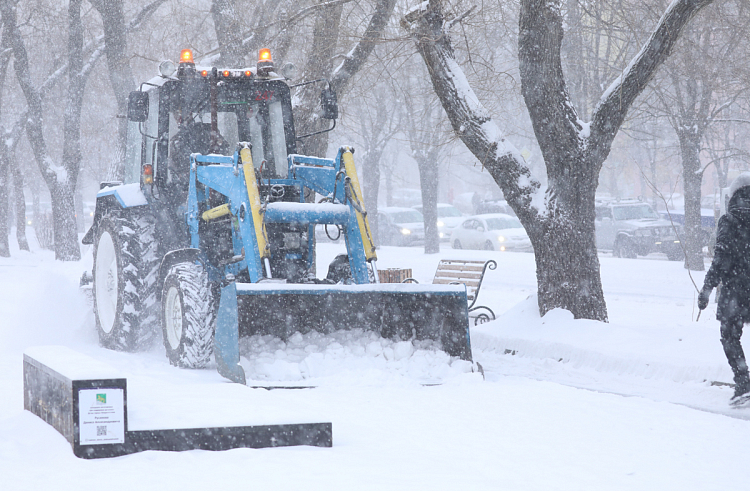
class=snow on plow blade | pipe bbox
[214,283,472,384]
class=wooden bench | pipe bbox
[404,259,497,325]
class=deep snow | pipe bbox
[1,228,750,490]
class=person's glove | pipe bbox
[698,287,712,310]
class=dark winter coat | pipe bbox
[704,187,750,322]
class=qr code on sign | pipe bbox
[96,425,107,436]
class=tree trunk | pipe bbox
[678,127,705,270]
[530,181,605,319]
[211,0,245,67]
[295,3,344,158]
[0,146,8,257]
[362,149,382,243]
[10,151,28,251]
[417,157,440,254]
[90,0,136,182]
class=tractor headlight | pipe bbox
[497,235,506,242]
[400,228,412,235]
[437,221,445,227]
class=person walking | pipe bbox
[699,173,750,406]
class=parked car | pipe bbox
[450,213,532,251]
[659,207,715,248]
[412,203,464,241]
[377,207,425,246]
[595,199,684,260]
[476,199,516,216]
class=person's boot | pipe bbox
[730,371,750,406]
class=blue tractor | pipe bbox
[83,49,471,383]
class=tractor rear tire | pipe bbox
[161,261,216,368]
[93,212,160,352]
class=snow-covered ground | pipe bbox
[2,229,750,490]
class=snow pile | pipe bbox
[239,329,474,385]
[473,294,732,385]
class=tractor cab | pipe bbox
[124,49,298,193]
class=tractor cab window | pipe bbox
[166,80,294,182]
[241,98,289,179]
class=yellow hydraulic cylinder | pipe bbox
[240,145,269,258]
[341,147,377,261]
[202,204,231,221]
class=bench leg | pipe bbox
[469,305,496,325]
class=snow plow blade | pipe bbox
[214,282,472,384]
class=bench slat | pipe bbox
[434,271,483,280]
[439,259,487,265]
[436,264,486,273]
[432,278,479,288]
[433,278,478,287]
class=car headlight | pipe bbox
[400,228,412,235]
[439,232,444,238]
[437,221,445,227]
[497,235,506,242]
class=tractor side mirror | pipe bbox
[128,91,149,122]
[321,88,338,120]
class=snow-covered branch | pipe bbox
[402,2,541,231]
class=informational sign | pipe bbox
[78,388,125,445]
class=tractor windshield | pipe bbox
[168,80,294,179]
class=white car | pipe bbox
[413,203,464,241]
[451,214,532,252]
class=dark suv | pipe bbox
[595,199,684,260]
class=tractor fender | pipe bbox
[157,248,203,302]
[82,183,148,245]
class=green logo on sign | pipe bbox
[96,394,106,405]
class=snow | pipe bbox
[97,183,148,208]
[2,228,750,489]
[46,156,68,184]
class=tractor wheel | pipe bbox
[484,240,494,251]
[93,212,160,351]
[161,261,216,368]
[453,239,462,249]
